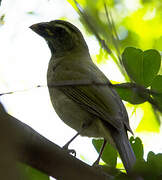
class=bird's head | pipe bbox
[30,20,88,56]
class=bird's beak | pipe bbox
[29,22,51,37]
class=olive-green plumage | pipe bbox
[30,20,136,173]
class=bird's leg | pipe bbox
[62,122,91,156]
[93,139,107,166]
[62,132,80,156]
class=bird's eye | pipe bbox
[45,28,54,36]
[54,27,67,34]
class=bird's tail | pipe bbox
[98,121,143,180]
[98,120,136,173]
[110,129,136,173]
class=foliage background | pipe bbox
[0,0,161,179]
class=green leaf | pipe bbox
[115,84,148,104]
[92,139,117,167]
[133,159,152,179]
[122,47,143,84]
[17,163,49,180]
[142,49,161,86]
[151,75,162,111]
[129,136,144,160]
[133,152,162,179]
[152,93,162,112]
[147,152,162,175]
[122,47,161,87]
[147,151,155,162]
[151,75,162,93]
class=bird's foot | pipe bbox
[65,149,76,156]
[62,144,76,156]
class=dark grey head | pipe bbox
[30,20,88,56]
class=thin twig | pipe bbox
[74,0,112,54]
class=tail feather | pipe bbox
[110,129,136,173]
[98,120,136,173]
[98,121,143,179]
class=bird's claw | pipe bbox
[62,145,76,156]
[67,149,76,156]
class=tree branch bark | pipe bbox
[0,102,113,180]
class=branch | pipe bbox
[0,81,157,95]
[0,102,113,180]
[47,81,161,111]
[1,81,161,112]
[73,0,112,54]
[1,80,161,112]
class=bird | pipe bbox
[30,20,136,174]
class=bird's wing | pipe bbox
[52,58,132,132]
[58,83,126,131]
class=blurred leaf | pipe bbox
[120,30,139,50]
[147,151,162,175]
[95,47,108,64]
[154,36,162,51]
[136,102,160,132]
[129,136,144,160]
[27,11,35,15]
[122,47,161,87]
[18,163,49,180]
[67,0,86,11]
[92,139,117,167]
[0,14,5,25]
[124,5,162,50]
[152,94,162,112]
[68,0,129,79]
[133,153,162,179]
[141,0,152,4]
[133,159,152,179]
